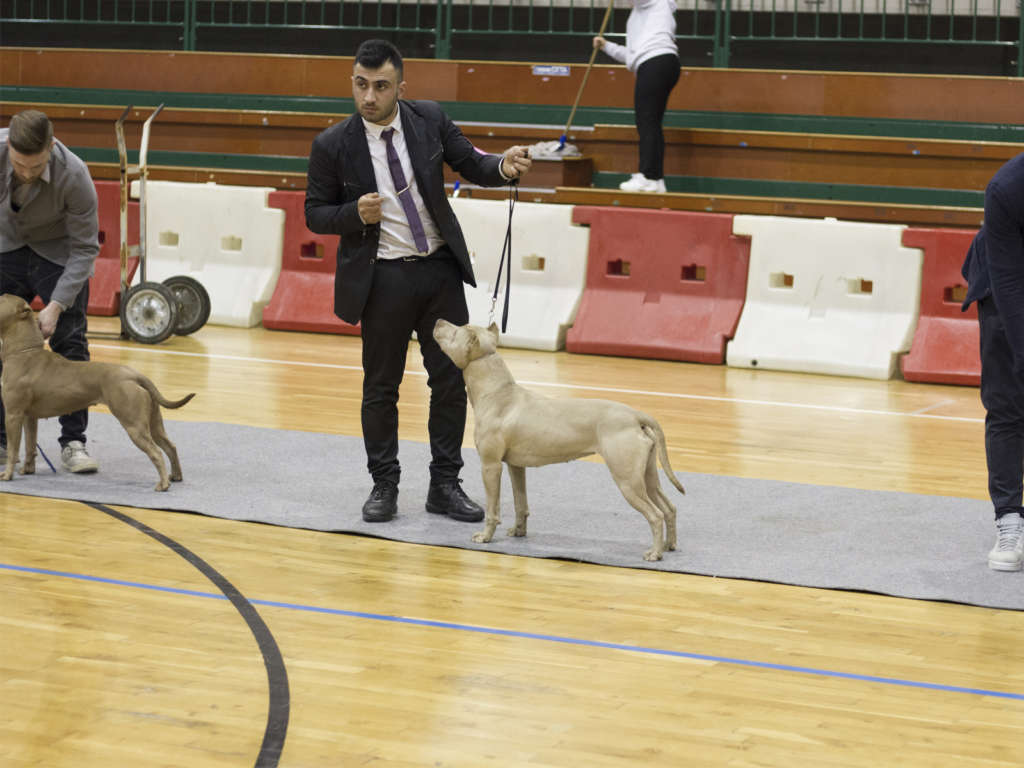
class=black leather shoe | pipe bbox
[362,480,398,522]
[425,479,484,522]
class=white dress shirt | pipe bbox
[361,107,445,259]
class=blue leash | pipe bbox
[37,444,57,474]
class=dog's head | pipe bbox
[0,294,34,338]
[433,319,499,369]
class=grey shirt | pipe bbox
[0,128,99,308]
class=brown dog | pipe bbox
[0,294,195,490]
[434,319,686,561]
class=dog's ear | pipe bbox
[17,304,31,319]
[486,322,500,342]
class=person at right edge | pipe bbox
[593,0,679,194]
[962,152,1024,571]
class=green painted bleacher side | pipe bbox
[594,172,985,208]
[3,85,1023,142]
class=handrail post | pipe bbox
[712,0,731,68]
[183,0,196,51]
[435,0,452,59]
[1018,5,1023,77]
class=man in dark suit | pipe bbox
[305,39,531,524]
[962,152,1024,571]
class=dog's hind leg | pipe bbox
[148,400,183,482]
[108,389,171,491]
[472,459,503,544]
[605,441,666,561]
[507,464,529,537]
[645,456,676,551]
[21,417,37,475]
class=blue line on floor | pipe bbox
[5,561,1023,702]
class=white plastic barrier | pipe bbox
[132,180,285,327]
[450,197,590,350]
[726,215,923,380]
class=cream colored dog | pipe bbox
[0,294,194,490]
[433,319,686,561]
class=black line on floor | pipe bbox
[86,501,289,767]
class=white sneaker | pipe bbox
[61,441,99,474]
[988,512,1024,571]
[619,174,666,193]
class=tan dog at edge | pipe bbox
[433,319,686,561]
[0,294,195,490]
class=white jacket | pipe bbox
[600,0,679,72]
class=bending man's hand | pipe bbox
[38,301,62,340]
[501,146,532,180]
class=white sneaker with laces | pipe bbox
[619,174,666,193]
[61,440,99,474]
[988,512,1024,571]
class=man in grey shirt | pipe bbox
[1,109,100,473]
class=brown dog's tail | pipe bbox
[137,376,196,409]
[641,418,686,495]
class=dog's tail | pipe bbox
[137,376,196,409]
[641,418,686,495]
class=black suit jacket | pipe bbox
[305,99,508,325]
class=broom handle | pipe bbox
[564,1,615,138]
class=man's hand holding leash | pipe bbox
[501,146,532,180]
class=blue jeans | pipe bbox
[0,245,91,448]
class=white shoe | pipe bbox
[619,174,666,193]
[988,512,1024,571]
[61,441,99,474]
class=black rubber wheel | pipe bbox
[163,275,211,336]
[120,281,178,344]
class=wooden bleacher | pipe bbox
[2,47,1021,228]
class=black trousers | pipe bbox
[0,245,91,448]
[359,250,469,486]
[634,53,680,181]
[978,296,1024,520]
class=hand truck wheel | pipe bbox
[120,281,178,344]
[162,275,211,336]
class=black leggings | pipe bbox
[634,53,680,181]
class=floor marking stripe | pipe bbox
[4,561,1020,702]
[89,343,984,424]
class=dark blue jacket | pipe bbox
[962,152,1024,370]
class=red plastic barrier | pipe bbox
[30,180,139,315]
[262,190,359,335]
[566,207,750,363]
[900,227,980,386]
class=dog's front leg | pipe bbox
[21,418,37,475]
[506,464,529,537]
[472,460,503,544]
[1,412,23,481]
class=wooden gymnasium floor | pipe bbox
[2,315,1022,768]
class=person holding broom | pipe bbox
[594,0,680,194]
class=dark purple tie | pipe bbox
[381,127,429,254]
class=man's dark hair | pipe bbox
[354,39,404,79]
[8,110,53,155]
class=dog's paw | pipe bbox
[20,464,35,475]
[0,471,12,482]
[471,531,494,544]
[643,548,664,562]
[507,525,526,537]
[154,480,170,491]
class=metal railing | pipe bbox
[1,0,1019,75]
